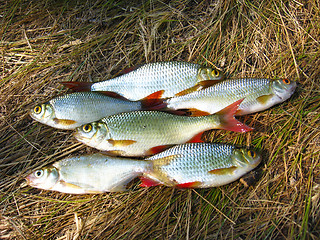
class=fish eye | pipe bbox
[34,105,42,114]
[282,78,291,85]
[34,169,44,178]
[82,124,92,133]
[247,150,256,158]
[212,69,219,77]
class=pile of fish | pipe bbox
[26,61,296,194]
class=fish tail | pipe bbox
[140,90,167,110]
[215,99,253,133]
[60,81,93,91]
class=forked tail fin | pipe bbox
[140,90,167,110]
[215,99,253,133]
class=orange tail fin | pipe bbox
[216,99,253,133]
[140,90,167,110]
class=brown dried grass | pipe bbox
[0,0,319,239]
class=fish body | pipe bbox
[166,78,297,116]
[74,100,252,157]
[25,153,149,194]
[30,91,164,130]
[62,61,223,101]
[142,143,261,188]
[25,143,261,193]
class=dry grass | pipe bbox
[0,0,319,239]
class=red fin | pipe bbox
[176,181,202,188]
[139,176,161,187]
[60,81,93,92]
[216,99,253,133]
[187,131,204,143]
[188,108,211,117]
[147,145,173,155]
[140,90,167,110]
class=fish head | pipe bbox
[25,166,59,190]
[272,78,297,101]
[74,122,111,149]
[232,148,261,169]
[30,102,55,125]
[198,67,224,81]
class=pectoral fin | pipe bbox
[108,139,137,147]
[53,118,77,126]
[256,94,274,104]
[139,176,162,187]
[208,166,237,175]
[175,80,222,97]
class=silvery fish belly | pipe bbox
[29,92,152,130]
[62,61,223,101]
[141,143,261,188]
[25,153,149,194]
[166,78,297,116]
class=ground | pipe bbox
[0,0,319,239]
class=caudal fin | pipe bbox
[216,99,253,133]
[60,81,93,91]
[140,90,167,110]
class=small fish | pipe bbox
[141,143,261,188]
[61,61,224,101]
[25,153,150,194]
[74,99,252,157]
[25,143,261,193]
[30,91,165,130]
[166,78,297,116]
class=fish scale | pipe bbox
[166,78,297,116]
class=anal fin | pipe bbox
[139,176,162,187]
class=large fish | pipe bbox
[25,143,261,194]
[61,61,224,101]
[30,91,164,130]
[74,99,252,157]
[25,153,149,194]
[166,78,297,116]
[141,143,261,188]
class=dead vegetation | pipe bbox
[0,0,319,239]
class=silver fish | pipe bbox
[30,91,164,129]
[25,153,149,194]
[166,78,297,116]
[74,100,252,157]
[61,61,224,101]
[141,143,261,188]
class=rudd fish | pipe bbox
[30,91,164,130]
[25,143,261,194]
[166,78,297,116]
[74,99,252,157]
[25,153,149,194]
[61,61,224,101]
[140,143,261,188]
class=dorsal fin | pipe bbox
[60,81,93,92]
